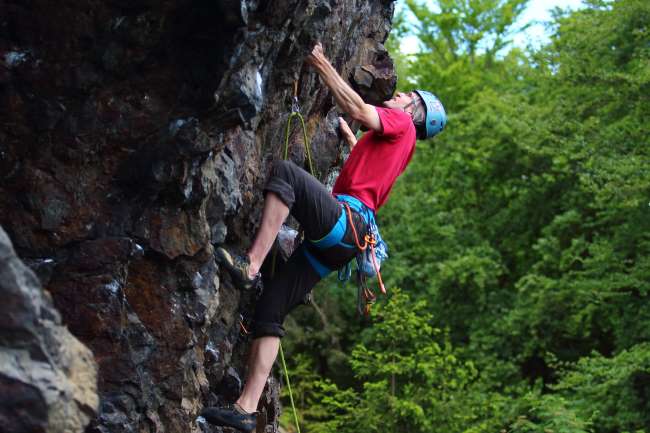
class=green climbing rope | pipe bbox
[270,86,316,277]
[273,83,316,433]
[279,342,301,433]
[284,110,315,176]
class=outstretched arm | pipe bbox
[338,117,357,150]
[307,43,382,132]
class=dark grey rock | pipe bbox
[0,225,99,433]
[211,221,228,245]
[0,0,398,431]
[219,366,243,401]
[170,118,216,156]
[214,62,265,128]
[212,152,243,218]
[22,257,57,286]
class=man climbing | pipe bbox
[200,42,446,432]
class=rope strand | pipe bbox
[280,342,301,433]
[273,82,312,433]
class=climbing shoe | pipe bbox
[200,404,257,433]
[215,247,260,290]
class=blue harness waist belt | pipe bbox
[301,194,375,278]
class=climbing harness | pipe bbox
[301,192,388,316]
[342,202,386,288]
[335,195,388,316]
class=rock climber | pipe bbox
[200,42,446,432]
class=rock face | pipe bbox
[0,225,99,433]
[0,1,397,432]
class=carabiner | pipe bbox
[291,95,300,113]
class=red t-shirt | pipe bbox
[332,107,416,211]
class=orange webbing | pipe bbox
[344,203,368,251]
[343,203,386,295]
[369,242,386,294]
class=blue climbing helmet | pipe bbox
[413,90,447,139]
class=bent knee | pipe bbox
[270,159,295,178]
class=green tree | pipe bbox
[291,290,480,433]
[284,1,650,432]
[402,0,531,111]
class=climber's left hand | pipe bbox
[307,42,327,66]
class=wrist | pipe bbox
[314,55,332,70]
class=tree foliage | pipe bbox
[281,1,650,432]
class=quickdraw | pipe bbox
[283,81,315,175]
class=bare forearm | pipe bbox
[307,43,382,132]
[311,57,365,118]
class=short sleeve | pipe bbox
[375,107,412,139]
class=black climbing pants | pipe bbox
[252,160,366,338]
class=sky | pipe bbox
[400,0,585,54]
